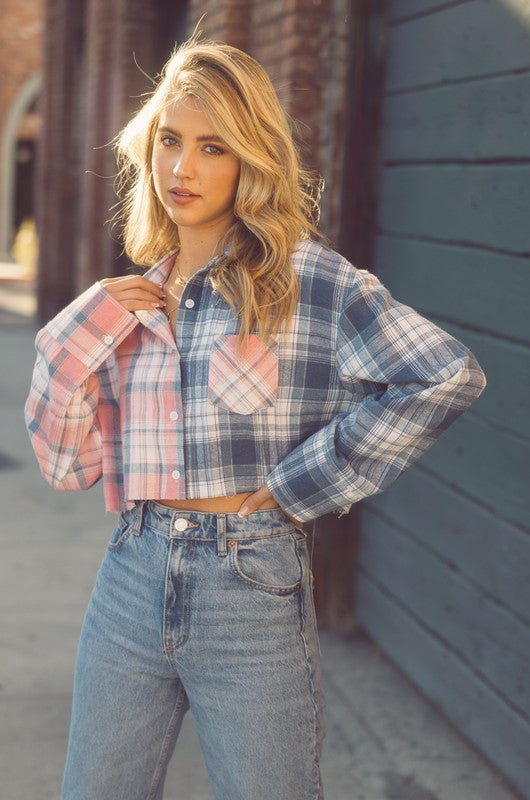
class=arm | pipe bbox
[24,282,140,490]
[265,270,486,522]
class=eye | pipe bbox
[204,144,224,156]
[161,135,178,147]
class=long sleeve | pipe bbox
[24,283,138,491]
[267,269,486,522]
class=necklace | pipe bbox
[163,260,188,322]
[163,246,224,323]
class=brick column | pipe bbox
[36,0,85,323]
[188,0,250,50]
[188,0,352,246]
[75,0,121,293]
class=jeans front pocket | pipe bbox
[208,334,278,415]
[107,510,134,550]
[228,532,303,595]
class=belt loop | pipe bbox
[217,513,227,557]
[132,500,146,537]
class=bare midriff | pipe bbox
[155,492,279,514]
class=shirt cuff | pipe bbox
[36,283,138,409]
[43,282,138,371]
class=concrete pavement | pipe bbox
[0,289,521,800]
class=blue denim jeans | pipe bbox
[61,501,325,800]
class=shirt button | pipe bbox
[174,517,188,532]
[103,334,114,345]
[184,298,195,309]
[171,469,181,480]
[169,411,179,421]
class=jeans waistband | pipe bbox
[127,500,296,546]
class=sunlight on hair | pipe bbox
[114,37,324,342]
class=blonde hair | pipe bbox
[115,37,322,340]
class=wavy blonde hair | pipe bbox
[115,37,322,340]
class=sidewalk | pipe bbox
[0,293,520,800]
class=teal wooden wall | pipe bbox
[354,2,530,797]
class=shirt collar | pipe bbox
[141,250,179,287]
[140,246,230,287]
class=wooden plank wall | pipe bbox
[354,1,530,796]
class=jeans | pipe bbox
[61,500,325,800]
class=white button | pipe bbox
[103,334,114,345]
[184,298,195,309]
[169,411,179,421]
[174,517,188,532]
[171,469,181,480]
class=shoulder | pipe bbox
[292,238,379,297]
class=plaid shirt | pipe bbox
[25,240,486,522]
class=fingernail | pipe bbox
[238,506,249,517]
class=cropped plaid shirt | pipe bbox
[25,240,486,522]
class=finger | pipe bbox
[120,299,166,311]
[238,485,273,517]
[101,286,167,311]
[129,276,166,297]
[101,276,166,298]
[113,288,166,305]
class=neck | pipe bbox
[176,225,230,277]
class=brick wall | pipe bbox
[0,0,43,136]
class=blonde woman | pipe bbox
[25,38,485,800]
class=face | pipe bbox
[151,97,240,239]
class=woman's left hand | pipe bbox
[238,485,302,528]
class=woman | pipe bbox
[25,38,486,800]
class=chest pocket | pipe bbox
[208,334,278,415]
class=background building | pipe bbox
[9,1,529,796]
[0,0,43,262]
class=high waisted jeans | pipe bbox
[61,500,325,800]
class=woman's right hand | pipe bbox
[99,275,166,312]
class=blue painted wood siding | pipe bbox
[354,2,530,797]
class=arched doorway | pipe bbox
[0,72,42,261]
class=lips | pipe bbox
[170,186,198,197]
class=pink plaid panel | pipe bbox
[208,334,278,415]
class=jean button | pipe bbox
[173,517,188,532]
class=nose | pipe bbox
[172,148,194,179]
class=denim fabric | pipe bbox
[61,501,325,800]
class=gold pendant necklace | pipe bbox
[163,260,188,321]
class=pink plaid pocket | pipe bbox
[208,335,278,415]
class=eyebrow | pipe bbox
[157,126,226,143]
